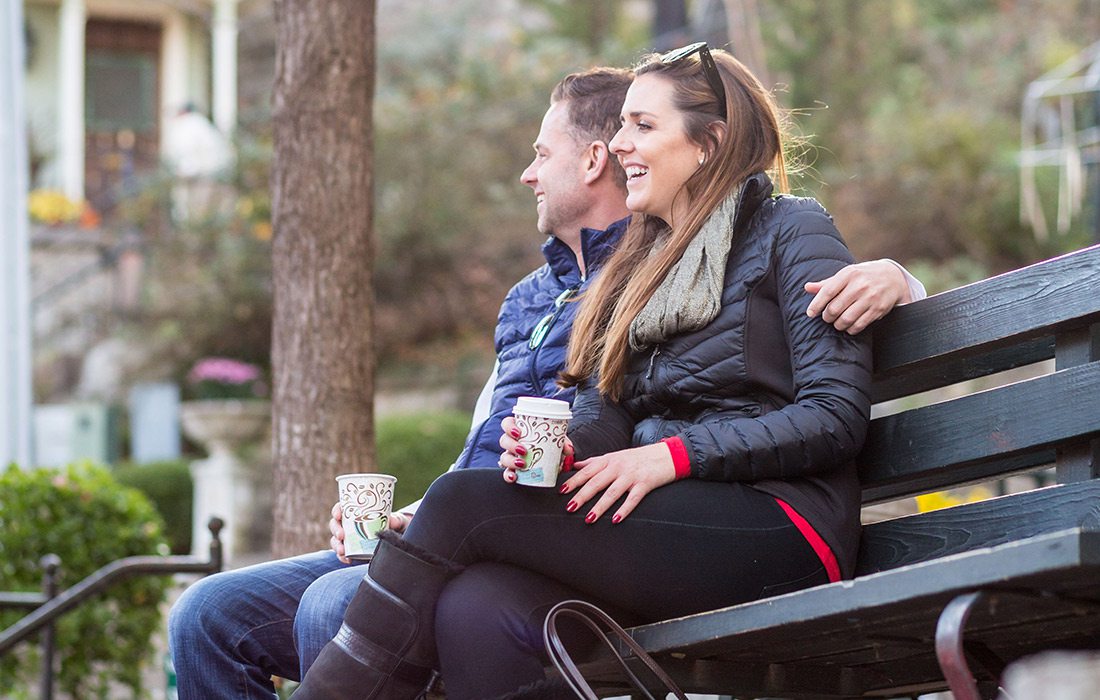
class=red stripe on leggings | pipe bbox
[774,498,841,583]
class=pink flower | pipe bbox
[187,357,262,385]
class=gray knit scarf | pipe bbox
[628,184,743,351]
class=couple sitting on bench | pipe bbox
[169,45,926,700]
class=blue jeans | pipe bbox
[168,550,366,699]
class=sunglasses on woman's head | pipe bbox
[660,42,727,119]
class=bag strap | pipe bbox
[542,599,689,700]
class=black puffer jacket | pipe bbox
[569,174,872,578]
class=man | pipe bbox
[168,67,921,699]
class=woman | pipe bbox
[295,44,871,700]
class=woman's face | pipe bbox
[609,74,705,225]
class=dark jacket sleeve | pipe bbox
[567,383,635,461]
[676,207,873,481]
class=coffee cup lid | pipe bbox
[335,473,397,484]
[512,396,572,420]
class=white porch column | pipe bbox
[1,0,34,468]
[211,0,238,136]
[57,0,85,202]
[161,9,188,150]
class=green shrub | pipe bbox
[114,460,193,554]
[0,462,171,699]
[375,410,471,507]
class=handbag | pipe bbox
[542,600,689,700]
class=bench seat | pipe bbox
[590,528,1100,698]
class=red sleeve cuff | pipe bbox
[661,437,691,479]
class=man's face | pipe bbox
[520,102,590,238]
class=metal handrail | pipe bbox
[0,517,224,667]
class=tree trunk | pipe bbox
[653,0,689,51]
[723,0,770,88]
[270,0,376,557]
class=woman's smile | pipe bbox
[609,74,704,224]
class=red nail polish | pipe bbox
[585,512,597,524]
[514,458,526,468]
[612,514,622,524]
[511,429,521,439]
[566,501,578,512]
[559,484,570,494]
[563,454,575,471]
[515,445,527,456]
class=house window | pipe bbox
[85,51,157,133]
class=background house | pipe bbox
[24,0,244,211]
[22,0,261,470]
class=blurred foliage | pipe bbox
[0,462,170,699]
[110,127,274,386]
[904,256,991,297]
[364,0,1098,370]
[65,0,1099,399]
[518,0,642,54]
[114,459,194,554]
[375,410,473,506]
[762,0,1099,272]
[102,0,647,391]
[370,1,643,369]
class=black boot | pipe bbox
[294,531,464,700]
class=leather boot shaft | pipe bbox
[294,532,463,700]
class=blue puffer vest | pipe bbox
[452,217,629,469]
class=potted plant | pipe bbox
[179,357,270,453]
[178,358,271,561]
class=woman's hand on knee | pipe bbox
[560,443,676,524]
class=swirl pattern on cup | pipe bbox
[339,479,395,521]
[514,414,569,471]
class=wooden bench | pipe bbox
[584,244,1100,699]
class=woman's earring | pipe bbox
[698,154,705,165]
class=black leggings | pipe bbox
[403,469,828,699]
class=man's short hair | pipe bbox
[551,67,633,188]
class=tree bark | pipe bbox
[723,0,770,88]
[271,0,376,557]
[653,0,689,51]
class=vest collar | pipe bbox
[541,216,630,283]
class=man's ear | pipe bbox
[582,141,610,185]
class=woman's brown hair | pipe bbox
[561,49,789,399]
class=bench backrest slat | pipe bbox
[858,479,1100,575]
[860,360,1100,501]
[870,244,1100,402]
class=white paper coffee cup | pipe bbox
[511,397,572,487]
[336,473,397,559]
